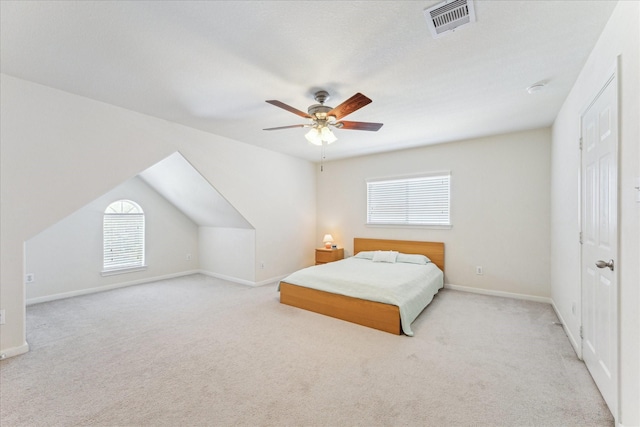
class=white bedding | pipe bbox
[281,257,444,336]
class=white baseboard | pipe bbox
[255,275,288,287]
[550,299,582,359]
[25,269,285,305]
[444,283,552,304]
[0,341,29,360]
[198,270,287,287]
[26,270,201,305]
[198,270,255,286]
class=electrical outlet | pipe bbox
[0,309,5,325]
[475,266,483,275]
[185,254,192,261]
[25,273,34,283]
[260,261,265,270]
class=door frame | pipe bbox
[579,58,620,420]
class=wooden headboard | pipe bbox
[353,238,445,272]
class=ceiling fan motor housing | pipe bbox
[309,90,335,122]
[308,104,333,121]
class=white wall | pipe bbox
[0,75,316,358]
[317,128,551,299]
[551,1,639,425]
[139,152,254,230]
[199,227,256,284]
[24,176,199,303]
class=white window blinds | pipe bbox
[367,174,451,226]
[103,200,145,271]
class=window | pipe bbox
[367,173,451,226]
[103,200,145,273]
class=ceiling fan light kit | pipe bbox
[264,90,383,147]
[305,127,336,146]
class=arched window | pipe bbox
[103,200,145,273]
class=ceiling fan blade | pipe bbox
[327,93,372,120]
[336,121,383,131]
[263,124,307,131]
[265,100,311,119]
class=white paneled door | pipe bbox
[581,66,618,418]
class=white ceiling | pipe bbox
[0,1,617,162]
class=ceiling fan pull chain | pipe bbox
[320,142,326,172]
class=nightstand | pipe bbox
[315,248,344,265]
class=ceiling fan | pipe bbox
[263,90,383,145]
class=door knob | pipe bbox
[595,259,614,271]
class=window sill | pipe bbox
[366,223,452,230]
[101,266,147,277]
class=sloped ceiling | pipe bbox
[0,1,617,162]
[138,152,253,229]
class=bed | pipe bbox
[279,238,445,335]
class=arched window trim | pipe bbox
[102,199,147,276]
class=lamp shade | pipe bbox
[320,126,337,144]
[305,128,323,145]
[322,234,334,249]
[306,126,337,146]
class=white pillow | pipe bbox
[372,250,398,263]
[396,253,431,265]
[354,251,375,260]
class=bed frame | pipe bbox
[279,238,445,335]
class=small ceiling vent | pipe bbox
[424,0,476,39]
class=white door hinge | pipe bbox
[579,231,583,245]
[579,137,583,150]
[580,326,583,339]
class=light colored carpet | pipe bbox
[1,274,612,426]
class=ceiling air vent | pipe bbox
[424,0,476,39]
